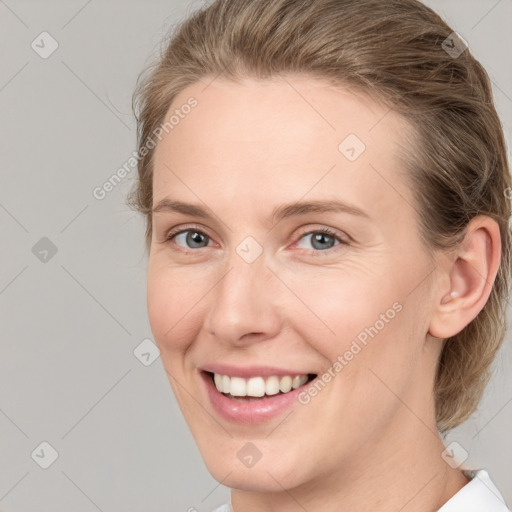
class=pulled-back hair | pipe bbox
[128,0,511,432]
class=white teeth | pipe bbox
[221,374,230,394]
[247,377,265,397]
[212,372,310,397]
[265,376,280,396]
[279,375,293,393]
[292,375,307,389]
[230,377,247,396]
[214,373,222,390]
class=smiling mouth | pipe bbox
[205,371,317,400]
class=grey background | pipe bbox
[1,0,511,510]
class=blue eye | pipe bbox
[172,230,211,249]
[165,227,346,253]
[296,229,343,251]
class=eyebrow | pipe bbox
[152,198,370,223]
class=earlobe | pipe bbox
[428,215,501,339]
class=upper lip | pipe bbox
[199,364,315,378]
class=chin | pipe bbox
[211,467,299,493]
[201,447,308,493]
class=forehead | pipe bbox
[158,75,400,152]
[152,75,416,222]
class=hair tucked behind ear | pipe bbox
[127,0,511,432]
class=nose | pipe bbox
[203,249,283,347]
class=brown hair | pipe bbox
[127,0,511,432]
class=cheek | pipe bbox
[283,268,400,356]
[283,266,421,399]
[146,264,208,352]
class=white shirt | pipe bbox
[211,469,511,511]
[438,469,510,511]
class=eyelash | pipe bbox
[163,225,348,254]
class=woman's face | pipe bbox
[147,75,444,491]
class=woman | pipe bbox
[128,0,511,510]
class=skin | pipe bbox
[146,75,501,511]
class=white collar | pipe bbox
[438,469,510,511]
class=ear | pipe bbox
[428,215,502,339]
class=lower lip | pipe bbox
[201,371,309,424]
